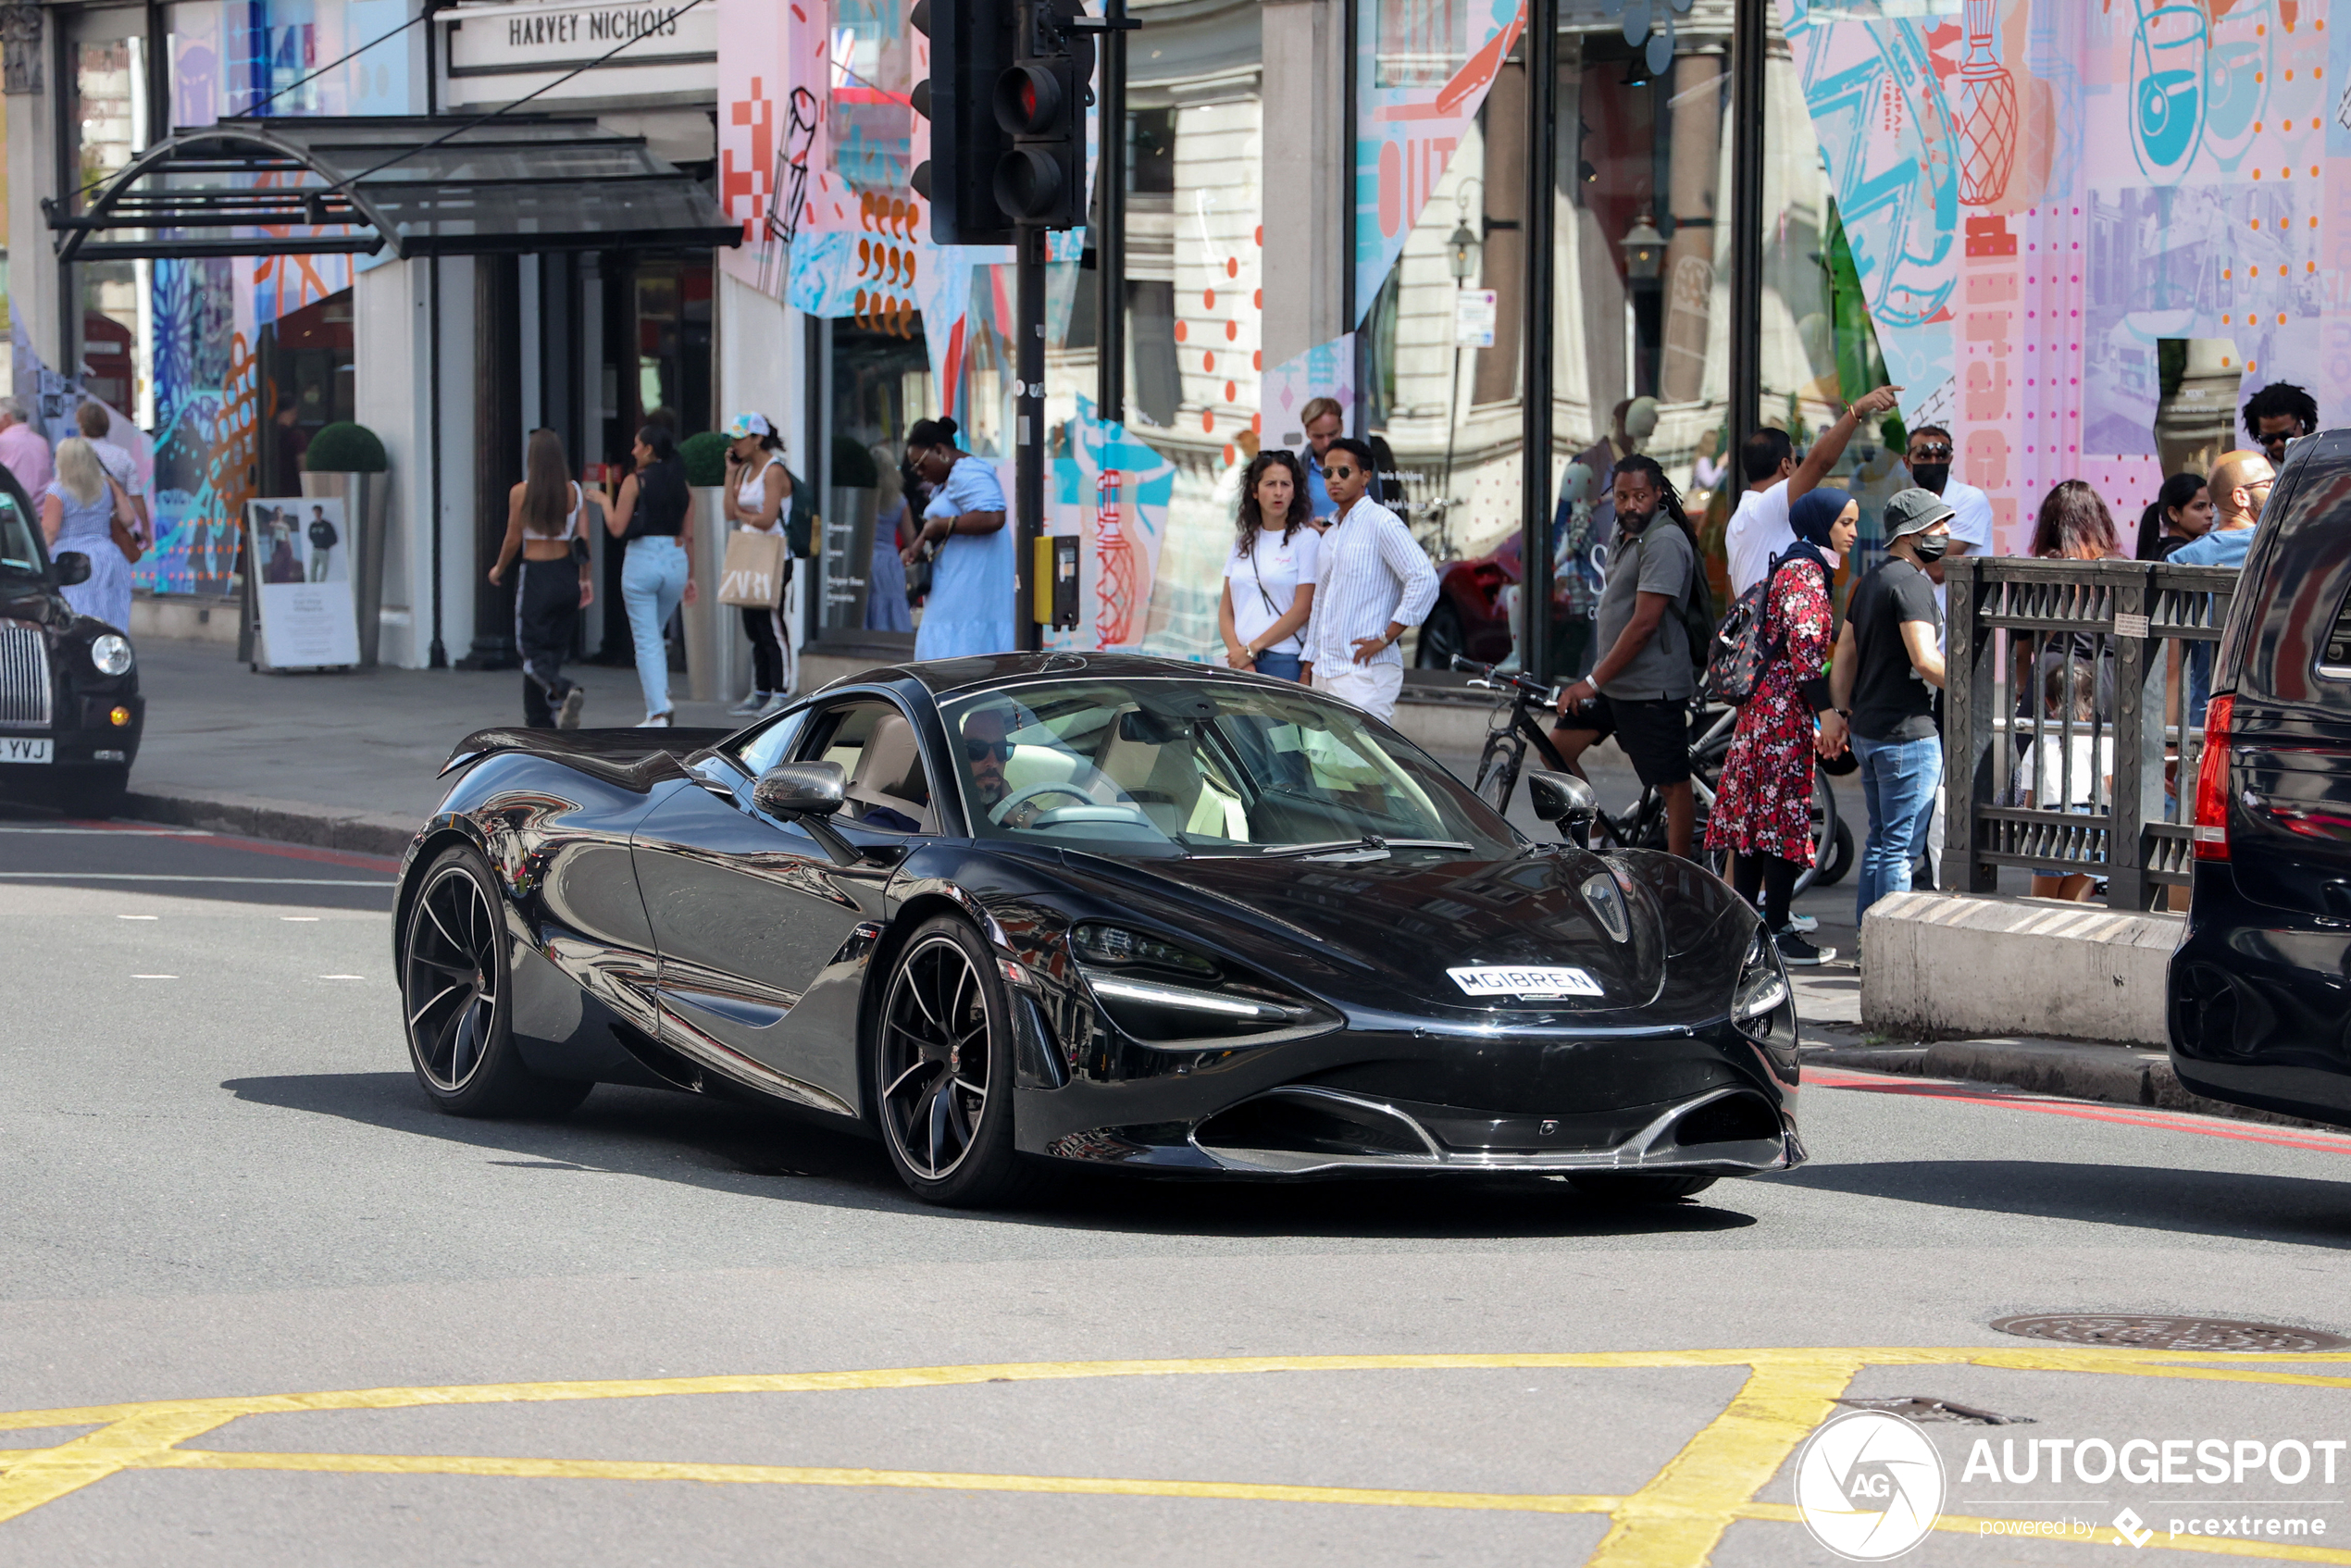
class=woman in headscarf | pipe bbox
[1703,486,1857,965]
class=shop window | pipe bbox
[256,290,355,496]
[820,317,931,641]
[67,16,152,423]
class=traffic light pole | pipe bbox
[1093,1,1126,424]
[1015,225,1047,653]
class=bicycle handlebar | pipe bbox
[1450,653,1560,707]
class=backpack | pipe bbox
[1703,551,1813,705]
[784,468,817,559]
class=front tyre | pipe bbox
[874,915,1035,1207]
[399,844,591,1118]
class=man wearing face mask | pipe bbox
[1903,425,1993,564]
[1831,489,1954,927]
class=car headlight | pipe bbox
[1072,923,1220,978]
[1733,927,1798,1068]
[1070,922,1322,1046]
[90,634,133,677]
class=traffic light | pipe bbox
[993,0,1093,229]
[909,0,1014,245]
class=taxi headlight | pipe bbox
[91,634,133,677]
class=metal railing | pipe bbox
[1943,556,2239,909]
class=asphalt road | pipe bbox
[6,822,2351,1566]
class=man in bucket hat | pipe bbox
[1830,488,1955,929]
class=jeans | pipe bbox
[1854,733,1943,927]
[621,536,689,717]
[1252,650,1304,682]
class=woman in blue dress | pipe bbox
[41,437,135,630]
[900,417,1012,659]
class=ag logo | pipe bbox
[1794,1409,1947,1560]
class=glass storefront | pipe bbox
[255,289,355,496]
[68,11,153,423]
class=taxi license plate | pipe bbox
[1448,964,1602,1000]
[0,737,52,764]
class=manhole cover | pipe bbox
[1835,1396,2034,1425]
[1991,1314,2351,1353]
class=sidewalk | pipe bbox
[116,636,746,855]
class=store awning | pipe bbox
[45,114,741,262]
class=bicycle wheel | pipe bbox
[1791,774,1840,896]
[1472,730,1524,813]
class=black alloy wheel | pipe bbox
[399,844,590,1117]
[1415,602,1467,669]
[874,915,1033,1206]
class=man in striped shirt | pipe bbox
[1307,438,1438,721]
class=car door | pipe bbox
[630,697,938,1114]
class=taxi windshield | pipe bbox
[941,678,1518,857]
[0,493,43,579]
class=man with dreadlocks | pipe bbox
[1549,454,1704,857]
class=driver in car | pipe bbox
[963,706,1043,828]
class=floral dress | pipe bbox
[1705,555,1834,864]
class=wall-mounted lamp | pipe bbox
[1621,213,1666,282]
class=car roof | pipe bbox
[831,652,1300,699]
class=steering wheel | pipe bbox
[989,780,1098,825]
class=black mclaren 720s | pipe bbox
[394,653,1803,1206]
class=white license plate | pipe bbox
[1448,964,1603,1000]
[0,737,52,764]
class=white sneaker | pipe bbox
[728,691,770,716]
[1784,914,1818,933]
[634,711,674,728]
[755,692,791,716]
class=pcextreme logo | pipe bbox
[1794,1409,1948,1561]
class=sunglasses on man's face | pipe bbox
[1326,464,1359,479]
[965,738,1012,763]
[1909,444,1954,461]
[2262,432,2293,451]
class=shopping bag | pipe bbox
[717,528,787,607]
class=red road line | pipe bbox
[53,818,403,875]
[1808,1067,2351,1156]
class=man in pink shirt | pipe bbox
[0,397,54,501]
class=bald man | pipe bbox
[2174,448,2275,722]
[2172,449,2274,574]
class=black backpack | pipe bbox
[784,468,816,559]
[1704,551,1816,705]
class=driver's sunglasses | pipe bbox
[1909,443,1953,461]
[965,738,1012,762]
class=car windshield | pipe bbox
[0,492,42,579]
[941,678,1519,857]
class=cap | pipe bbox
[724,412,772,441]
[1882,486,1956,541]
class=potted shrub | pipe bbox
[301,421,391,667]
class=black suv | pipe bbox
[0,467,145,812]
[2170,429,2351,1126]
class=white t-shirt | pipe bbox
[1942,477,1995,554]
[1225,526,1321,655]
[1724,480,1794,597]
[2018,733,2114,808]
[90,439,144,499]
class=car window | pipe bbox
[729,708,809,778]
[0,492,44,581]
[939,679,1517,857]
[795,700,937,834]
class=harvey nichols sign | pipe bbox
[443,0,715,88]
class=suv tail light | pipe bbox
[2192,693,2233,861]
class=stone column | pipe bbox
[1259,0,1349,369]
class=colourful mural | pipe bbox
[1783,0,2342,551]
[1043,402,1181,654]
[1354,0,1527,323]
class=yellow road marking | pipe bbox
[5,1346,2348,1565]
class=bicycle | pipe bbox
[1450,654,1848,893]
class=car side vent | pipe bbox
[2325,588,2351,673]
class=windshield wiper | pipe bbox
[1253,835,1473,860]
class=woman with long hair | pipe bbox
[2031,479,2125,561]
[722,412,795,715]
[598,422,698,727]
[490,429,593,728]
[1706,487,1856,964]
[2134,472,2214,560]
[1218,449,1319,681]
[900,417,1013,658]
[40,436,136,631]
